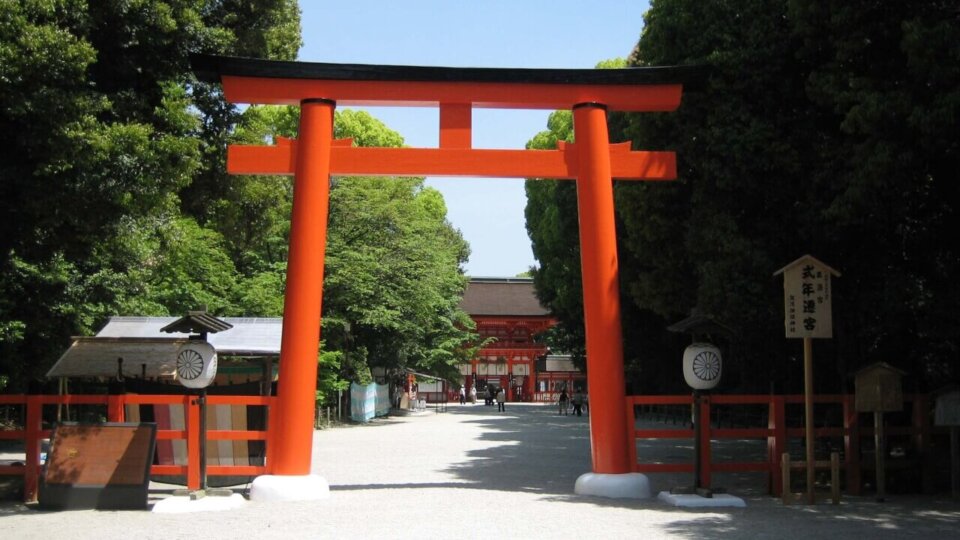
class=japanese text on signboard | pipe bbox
[783,262,834,339]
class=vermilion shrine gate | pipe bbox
[192,54,695,499]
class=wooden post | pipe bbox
[187,394,201,490]
[875,411,886,502]
[273,98,335,475]
[693,391,702,489]
[781,452,791,505]
[951,427,959,499]
[912,394,933,493]
[24,395,41,503]
[699,393,712,490]
[803,336,815,504]
[769,395,787,496]
[831,451,841,505]
[843,395,862,495]
[626,399,638,472]
[266,396,280,474]
[107,394,124,423]
[198,390,208,491]
[573,102,631,474]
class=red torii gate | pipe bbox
[192,55,695,498]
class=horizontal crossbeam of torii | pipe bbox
[228,137,676,180]
[192,54,699,500]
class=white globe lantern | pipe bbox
[682,343,722,390]
[175,341,218,389]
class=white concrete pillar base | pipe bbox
[574,472,652,499]
[249,474,330,502]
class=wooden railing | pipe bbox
[0,393,276,502]
[626,394,935,496]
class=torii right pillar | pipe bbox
[572,102,650,498]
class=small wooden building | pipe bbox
[854,362,906,413]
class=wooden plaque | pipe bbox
[40,422,156,510]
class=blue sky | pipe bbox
[298,1,651,276]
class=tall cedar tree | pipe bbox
[524,0,959,393]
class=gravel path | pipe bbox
[1,403,958,539]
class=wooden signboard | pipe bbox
[774,255,841,504]
[855,362,905,413]
[39,422,156,510]
[774,255,841,339]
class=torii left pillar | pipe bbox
[249,98,335,501]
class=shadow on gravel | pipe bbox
[653,498,960,540]
[441,404,596,497]
[434,404,960,537]
[439,403,773,504]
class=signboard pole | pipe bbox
[875,411,886,501]
[803,336,815,504]
[775,255,840,505]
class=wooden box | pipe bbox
[854,363,905,413]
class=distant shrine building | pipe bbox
[451,277,583,402]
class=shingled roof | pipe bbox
[46,317,282,379]
[459,278,550,317]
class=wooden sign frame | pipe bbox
[39,422,157,510]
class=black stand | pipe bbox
[175,389,233,499]
[671,390,724,498]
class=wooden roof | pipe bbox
[459,278,550,317]
[46,317,282,379]
[191,54,705,87]
[159,311,233,335]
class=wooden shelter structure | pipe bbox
[48,316,281,391]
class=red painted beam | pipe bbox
[440,103,471,149]
[228,140,676,181]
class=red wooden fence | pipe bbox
[2,392,938,502]
[626,394,935,496]
[0,394,275,502]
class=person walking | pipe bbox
[459,386,466,405]
[558,389,569,416]
[496,387,506,412]
[571,390,584,417]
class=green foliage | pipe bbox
[217,106,477,397]
[316,348,350,406]
[525,1,960,393]
[334,109,406,147]
[524,110,586,363]
[0,1,472,401]
[322,111,475,388]
[0,1,301,391]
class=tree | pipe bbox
[322,112,475,385]
[0,1,301,390]
[616,0,813,393]
[524,110,586,363]
[524,1,959,392]
[220,106,477,395]
[622,0,960,391]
